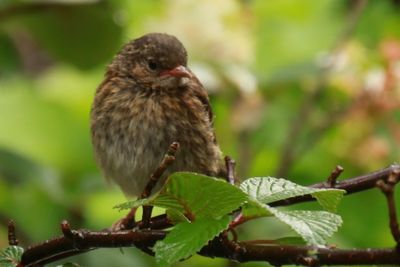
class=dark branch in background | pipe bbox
[276,0,368,178]
[13,164,400,266]
[0,1,104,23]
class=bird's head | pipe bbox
[110,33,192,90]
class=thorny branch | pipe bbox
[9,164,400,266]
[376,169,400,249]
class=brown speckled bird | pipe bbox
[91,33,225,197]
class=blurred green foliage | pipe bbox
[1,0,400,266]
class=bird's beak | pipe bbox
[160,65,192,78]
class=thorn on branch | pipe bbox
[219,232,245,262]
[61,220,89,249]
[61,220,73,240]
[8,220,19,246]
[297,255,320,267]
[327,165,344,187]
[225,156,236,185]
[376,170,400,249]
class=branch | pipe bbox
[21,222,166,266]
[203,241,400,265]
[19,221,400,266]
[271,164,400,207]
[15,164,400,266]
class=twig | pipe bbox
[140,142,179,228]
[327,165,344,187]
[225,156,236,185]
[140,142,180,199]
[376,170,400,249]
[7,220,18,246]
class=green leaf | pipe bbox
[268,208,342,246]
[311,190,345,213]
[166,209,190,224]
[164,172,248,218]
[241,199,273,218]
[0,246,24,267]
[154,215,231,267]
[241,196,342,246]
[114,198,150,211]
[116,172,248,219]
[56,263,80,267]
[240,177,345,212]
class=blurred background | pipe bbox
[0,0,400,266]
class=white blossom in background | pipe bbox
[364,67,385,94]
[190,63,221,93]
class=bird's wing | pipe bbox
[189,74,214,125]
[188,74,218,144]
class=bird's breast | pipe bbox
[91,86,221,196]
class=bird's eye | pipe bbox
[147,60,157,70]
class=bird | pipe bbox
[90,33,226,199]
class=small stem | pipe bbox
[225,156,236,185]
[114,142,179,231]
[140,142,180,199]
[139,142,179,228]
[60,220,73,240]
[229,213,248,228]
[8,220,19,246]
[297,255,320,267]
[141,206,154,229]
[327,165,344,187]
